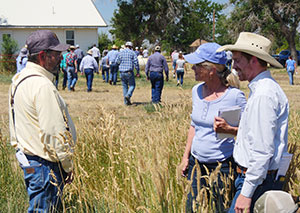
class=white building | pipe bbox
[0,0,107,54]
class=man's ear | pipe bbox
[38,51,46,64]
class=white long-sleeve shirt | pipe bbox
[233,70,289,198]
[9,62,76,172]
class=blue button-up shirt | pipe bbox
[233,70,289,198]
[80,54,99,72]
[107,49,119,64]
[145,52,169,77]
[116,48,139,73]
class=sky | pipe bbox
[94,0,231,36]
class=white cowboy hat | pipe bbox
[217,32,283,68]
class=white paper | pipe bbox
[16,150,30,167]
[217,105,241,139]
[276,152,293,180]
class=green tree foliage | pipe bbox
[0,35,18,73]
[98,32,112,52]
[227,0,300,62]
[110,0,224,52]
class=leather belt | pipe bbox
[236,165,277,175]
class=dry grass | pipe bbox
[1,66,300,212]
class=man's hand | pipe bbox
[234,194,251,213]
[166,76,169,82]
[65,171,74,184]
[136,73,140,78]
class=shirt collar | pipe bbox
[25,62,55,82]
[248,70,271,95]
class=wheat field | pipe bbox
[1,65,300,212]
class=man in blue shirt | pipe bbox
[74,44,84,73]
[285,56,297,85]
[116,41,140,105]
[107,44,119,85]
[145,46,169,103]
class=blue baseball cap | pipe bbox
[184,42,227,65]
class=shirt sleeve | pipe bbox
[241,95,277,197]
[235,89,247,112]
[162,56,169,76]
[35,84,74,172]
[133,53,139,72]
[145,57,151,76]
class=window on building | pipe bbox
[66,30,74,45]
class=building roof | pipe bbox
[0,0,107,28]
[190,39,208,47]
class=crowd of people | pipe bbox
[10,29,295,213]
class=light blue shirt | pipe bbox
[190,83,246,163]
[233,70,289,198]
[286,59,296,72]
[116,48,139,73]
[107,49,119,64]
[16,56,28,73]
[79,55,99,72]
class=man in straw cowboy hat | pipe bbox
[217,32,289,213]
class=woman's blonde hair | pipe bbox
[201,61,240,88]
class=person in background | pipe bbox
[101,50,109,83]
[91,44,101,65]
[180,42,246,212]
[171,50,179,78]
[134,47,140,56]
[285,56,297,85]
[143,48,149,58]
[218,32,288,213]
[107,44,120,85]
[60,49,69,90]
[16,46,28,73]
[65,46,78,91]
[116,41,140,105]
[9,30,76,212]
[175,51,186,86]
[80,49,99,92]
[145,45,169,103]
[74,44,84,72]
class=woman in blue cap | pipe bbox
[180,42,247,212]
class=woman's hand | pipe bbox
[180,157,189,177]
[214,116,238,135]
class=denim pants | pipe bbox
[22,155,67,213]
[102,67,109,82]
[84,68,94,91]
[120,71,135,104]
[186,155,234,213]
[149,71,164,103]
[176,70,184,85]
[110,63,119,85]
[67,67,77,90]
[228,170,277,213]
[287,70,294,85]
[62,68,67,88]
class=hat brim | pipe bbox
[183,52,205,64]
[217,44,283,68]
[49,43,70,52]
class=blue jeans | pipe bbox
[176,70,184,85]
[149,72,164,103]
[67,67,77,90]
[287,70,294,85]
[62,68,67,89]
[120,71,135,104]
[84,68,94,91]
[102,67,109,82]
[110,63,119,85]
[228,170,277,213]
[22,155,67,213]
[186,155,234,213]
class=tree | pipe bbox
[98,32,112,52]
[0,35,18,73]
[228,0,300,64]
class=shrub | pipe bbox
[0,35,18,73]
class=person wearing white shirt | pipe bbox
[218,32,289,213]
[91,44,101,65]
[80,49,99,92]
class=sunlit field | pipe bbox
[1,63,300,212]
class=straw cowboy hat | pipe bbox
[217,32,283,68]
[112,44,118,49]
[87,49,93,55]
